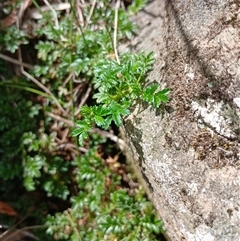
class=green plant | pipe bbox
[72,51,169,145]
[0,85,39,180]
[0,0,168,240]
[22,131,71,200]
[2,26,29,53]
[46,149,163,241]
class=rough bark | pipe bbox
[121,0,240,240]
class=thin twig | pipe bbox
[92,128,126,150]
[75,0,84,28]
[69,0,87,44]
[56,142,88,153]
[29,3,70,19]
[2,225,45,241]
[81,0,86,4]
[74,85,92,115]
[63,72,74,86]
[42,0,68,41]
[85,0,97,29]
[17,0,32,27]
[47,112,74,126]
[0,215,29,240]
[18,225,46,231]
[114,0,121,64]
[64,209,82,241]
[43,0,59,28]
[17,48,68,116]
[0,53,33,69]
[15,0,66,115]
[47,112,126,150]
[22,69,67,115]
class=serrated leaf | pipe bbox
[142,84,159,102]
[72,120,92,145]
[93,92,110,103]
[108,101,130,116]
[142,85,169,108]
[91,105,107,116]
[151,223,160,234]
[146,51,155,65]
[80,105,92,115]
[71,128,81,137]
[158,88,170,95]
[24,176,36,191]
[71,121,91,137]
[153,96,161,108]
[78,132,88,146]
[94,115,105,127]
[112,112,122,126]
[128,0,147,14]
[76,120,92,129]
[155,88,170,103]
[102,116,113,130]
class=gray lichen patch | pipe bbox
[191,99,239,140]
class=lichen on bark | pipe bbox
[122,0,240,240]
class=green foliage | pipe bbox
[0,0,166,240]
[142,84,170,108]
[31,1,137,84]
[46,150,164,241]
[22,131,70,199]
[128,0,148,15]
[0,86,38,180]
[2,26,29,53]
[73,51,169,145]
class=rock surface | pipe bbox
[122,0,240,240]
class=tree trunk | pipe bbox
[122,0,240,240]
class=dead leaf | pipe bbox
[0,0,32,28]
[0,201,18,216]
[0,9,18,28]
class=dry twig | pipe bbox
[47,112,126,150]
[42,0,59,28]
[114,0,121,64]
[0,53,33,69]
[85,0,97,29]
[75,0,85,27]
[64,209,82,241]
[92,128,126,151]
[74,85,92,115]
[17,48,68,115]
[29,3,70,19]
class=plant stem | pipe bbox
[64,209,82,241]
[114,0,121,64]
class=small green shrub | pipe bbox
[72,51,169,145]
[0,0,168,240]
[2,26,29,53]
[0,86,38,180]
[46,149,163,241]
